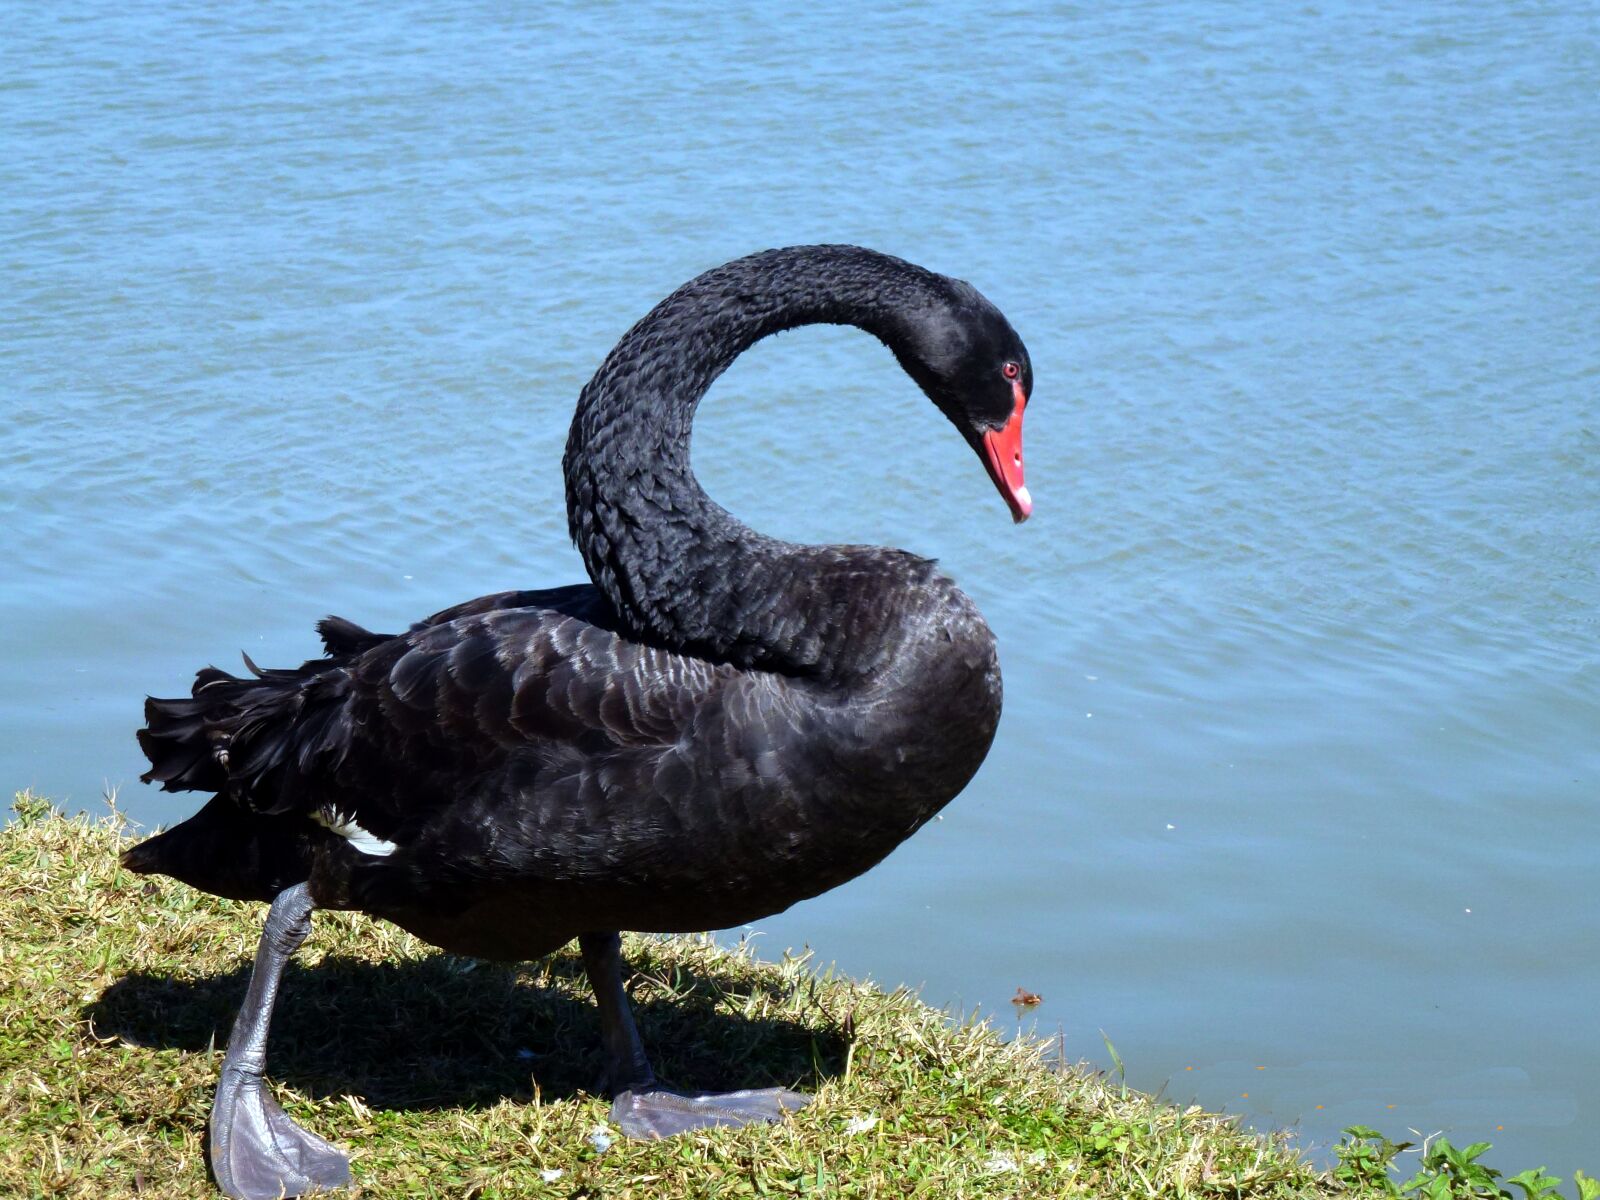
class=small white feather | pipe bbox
[312,807,398,857]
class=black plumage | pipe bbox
[122,244,1034,1194]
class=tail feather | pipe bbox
[137,694,228,792]
[316,614,394,657]
[120,793,313,901]
[129,612,398,900]
[139,629,379,814]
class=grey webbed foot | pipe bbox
[611,1086,811,1138]
[211,1068,350,1200]
[209,882,351,1199]
[578,931,811,1140]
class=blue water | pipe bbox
[4,0,1597,1178]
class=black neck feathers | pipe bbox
[562,245,959,677]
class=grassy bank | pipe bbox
[0,794,1583,1199]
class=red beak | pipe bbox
[980,381,1032,523]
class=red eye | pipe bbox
[1002,361,1020,380]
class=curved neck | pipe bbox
[562,245,949,675]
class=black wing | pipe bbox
[138,584,739,835]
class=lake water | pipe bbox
[4,0,1597,1178]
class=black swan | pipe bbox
[123,244,1033,1200]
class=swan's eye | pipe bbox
[1002,362,1020,380]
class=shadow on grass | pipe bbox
[84,950,847,1112]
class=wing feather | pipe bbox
[141,585,740,846]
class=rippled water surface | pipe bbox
[5,0,1597,1176]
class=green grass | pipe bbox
[1,792,1585,1199]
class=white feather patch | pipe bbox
[312,808,398,857]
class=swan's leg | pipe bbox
[578,930,656,1093]
[210,882,351,1200]
[578,931,810,1139]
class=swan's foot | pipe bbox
[578,931,809,1139]
[208,883,350,1199]
[611,1086,811,1139]
[211,1068,351,1200]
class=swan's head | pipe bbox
[895,283,1034,523]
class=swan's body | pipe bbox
[142,564,997,961]
[124,245,1033,1199]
